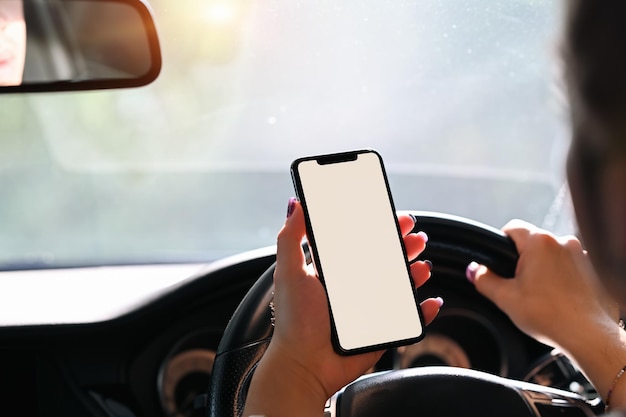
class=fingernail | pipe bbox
[466,261,479,284]
[424,260,433,271]
[435,297,444,308]
[409,214,418,225]
[286,197,297,218]
[416,231,429,243]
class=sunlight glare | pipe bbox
[204,2,237,25]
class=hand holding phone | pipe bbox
[291,149,425,355]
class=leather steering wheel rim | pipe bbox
[208,211,520,417]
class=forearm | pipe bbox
[558,316,626,411]
[242,348,328,417]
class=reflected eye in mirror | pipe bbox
[1,0,161,92]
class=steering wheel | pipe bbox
[208,212,594,417]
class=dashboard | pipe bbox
[0,246,596,417]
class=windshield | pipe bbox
[0,0,570,269]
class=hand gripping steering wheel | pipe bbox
[208,212,594,417]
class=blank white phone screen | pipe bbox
[296,152,423,351]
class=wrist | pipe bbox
[243,346,328,417]
[558,316,626,410]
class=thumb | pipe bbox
[466,261,511,309]
[275,198,308,278]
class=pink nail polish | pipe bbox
[424,260,433,271]
[435,297,444,308]
[466,262,479,284]
[286,197,297,218]
[416,231,429,243]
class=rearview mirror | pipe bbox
[1,0,161,92]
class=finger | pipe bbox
[558,234,583,252]
[398,214,416,237]
[501,219,540,253]
[404,232,428,261]
[410,260,432,288]
[420,297,443,326]
[275,198,307,278]
[467,262,512,309]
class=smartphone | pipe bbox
[291,149,424,355]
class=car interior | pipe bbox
[0,0,609,416]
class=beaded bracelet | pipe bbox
[606,364,626,412]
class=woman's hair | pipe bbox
[563,0,626,142]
